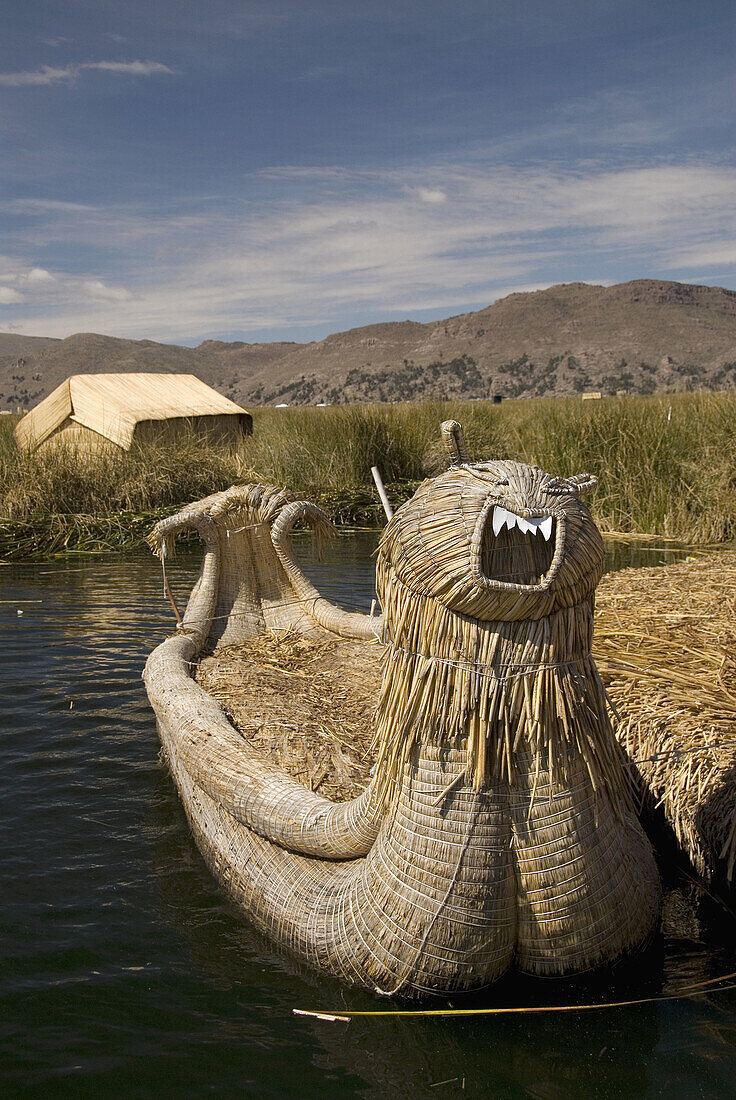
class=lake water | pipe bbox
[3,532,736,1098]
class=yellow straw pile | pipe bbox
[595,550,736,881]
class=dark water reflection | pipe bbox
[2,533,736,1098]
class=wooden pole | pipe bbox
[371,466,394,520]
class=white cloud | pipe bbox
[82,280,133,301]
[25,267,55,283]
[0,60,174,87]
[84,61,174,77]
[416,188,447,204]
[10,199,96,214]
[0,65,77,87]
[662,242,736,269]
[3,159,736,341]
[0,260,132,309]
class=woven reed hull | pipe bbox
[156,708,660,994]
[145,480,661,997]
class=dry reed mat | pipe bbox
[594,550,736,883]
[196,629,379,801]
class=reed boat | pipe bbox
[144,421,660,997]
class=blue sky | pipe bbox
[1,1,735,344]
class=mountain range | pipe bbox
[2,279,736,410]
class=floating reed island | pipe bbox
[144,421,661,997]
[594,551,736,886]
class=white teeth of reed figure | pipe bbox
[492,506,554,540]
[144,420,661,998]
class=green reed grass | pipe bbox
[0,418,245,558]
[0,419,242,517]
[241,401,506,491]
[2,392,736,558]
[499,393,736,542]
[244,394,736,543]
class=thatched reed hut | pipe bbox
[14,373,251,454]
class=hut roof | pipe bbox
[14,373,251,452]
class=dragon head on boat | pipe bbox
[372,420,614,795]
[378,419,604,624]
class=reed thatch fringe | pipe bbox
[371,574,631,815]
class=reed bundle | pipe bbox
[594,551,736,882]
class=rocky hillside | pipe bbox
[3,279,736,409]
[0,332,301,410]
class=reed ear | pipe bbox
[546,472,598,495]
[440,420,469,465]
[568,472,598,494]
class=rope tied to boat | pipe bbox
[160,542,182,625]
[294,968,736,1021]
[385,643,591,680]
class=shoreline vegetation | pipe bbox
[2,392,735,560]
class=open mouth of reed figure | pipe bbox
[479,504,559,588]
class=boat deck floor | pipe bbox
[196,629,381,801]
